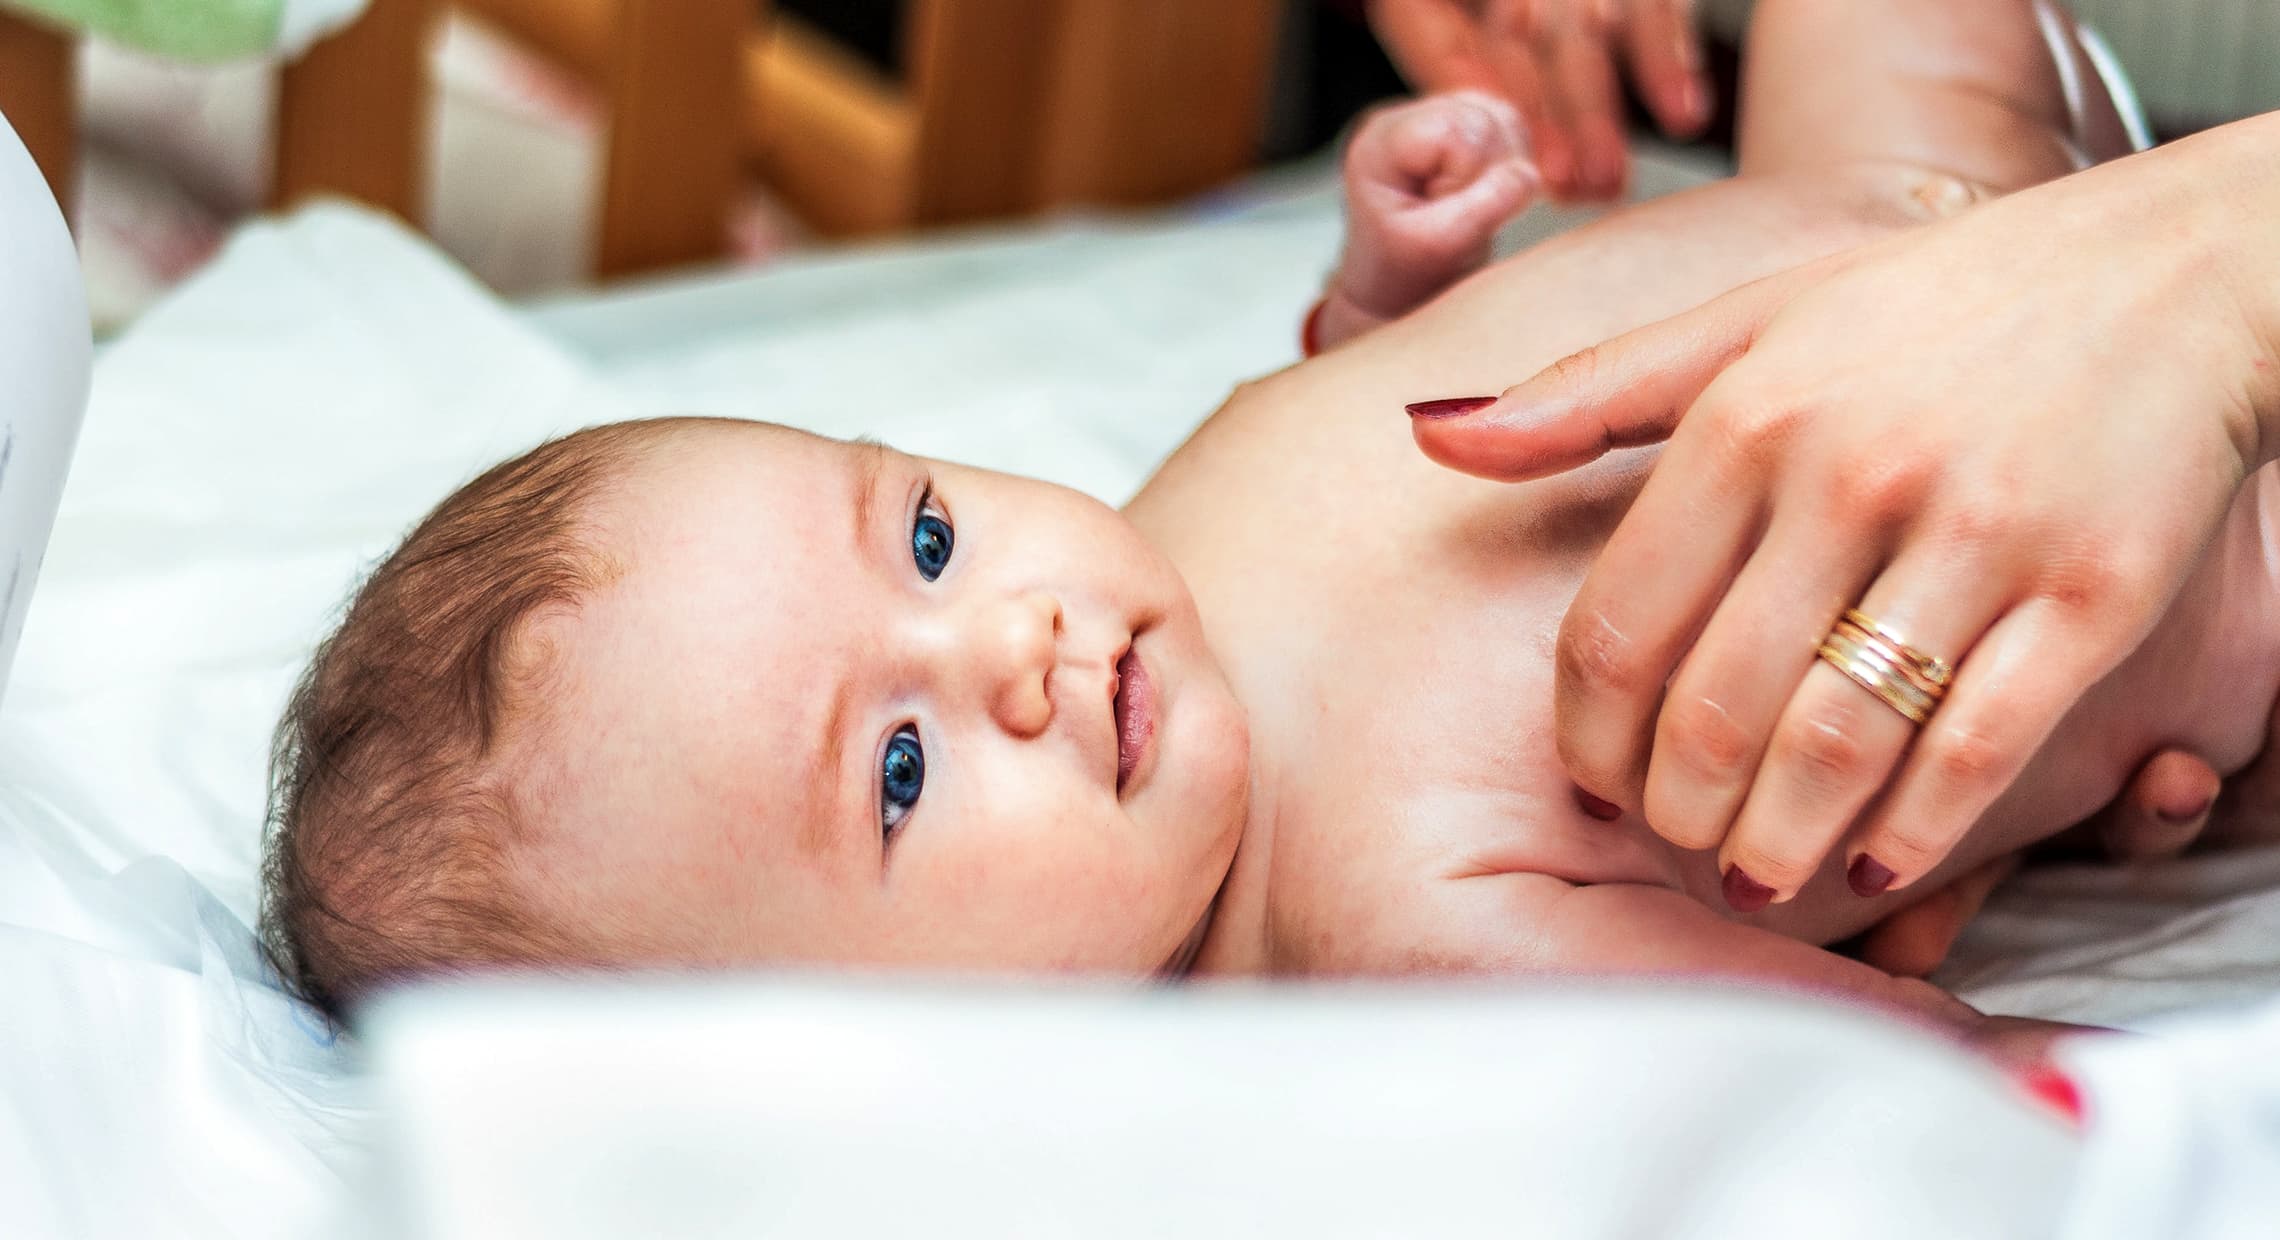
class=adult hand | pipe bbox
[1368,0,1711,202]
[1411,116,2280,908]
[1858,747,2222,979]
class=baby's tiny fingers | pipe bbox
[1416,157,1540,226]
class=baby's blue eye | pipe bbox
[881,725,924,836]
[912,504,953,581]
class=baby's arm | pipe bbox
[1308,92,1540,354]
[1419,870,1984,1030]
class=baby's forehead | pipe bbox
[544,422,874,833]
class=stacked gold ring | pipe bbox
[1816,608,1953,726]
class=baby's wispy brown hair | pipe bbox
[261,418,687,1020]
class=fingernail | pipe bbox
[2156,795,2214,826]
[1406,396,1498,419]
[1573,787,1622,821]
[1679,80,1709,129]
[1722,865,1774,913]
[2018,1064,2086,1127]
[1847,854,1896,898]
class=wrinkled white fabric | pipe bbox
[4,147,2278,1234]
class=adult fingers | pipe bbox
[1622,0,1711,138]
[1640,501,1883,853]
[1847,599,2132,897]
[1856,853,2022,979]
[2040,747,2220,860]
[1409,261,1815,482]
[1369,0,1502,95]
[1717,541,2014,909]
[1542,368,1772,805]
[2092,747,2219,862]
[1541,16,1630,200]
[1477,1,1576,192]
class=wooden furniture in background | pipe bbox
[0,0,742,276]
[273,0,435,223]
[460,0,1285,238]
[587,0,745,275]
[0,8,77,208]
[0,0,1279,270]
[454,0,744,273]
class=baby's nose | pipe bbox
[977,590,1061,736]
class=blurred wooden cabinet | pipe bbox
[0,0,739,278]
[0,7,78,205]
[463,0,1285,238]
[0,0,1281,277]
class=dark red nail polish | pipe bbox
[1405,396,1498,419]
[1573,787,1622,821]
[1722,865,1774,913]
[1847,854,1896,898]
[2018,1065,2085,1127]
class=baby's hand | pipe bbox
[1316,92,1540,349]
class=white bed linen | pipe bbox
[362,980,2077,1240]
[5,148,2280,1234]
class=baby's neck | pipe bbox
[1180,741,1285,977]
[1169,609,1304,977]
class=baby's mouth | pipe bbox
[1112,642,1155,795]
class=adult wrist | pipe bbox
[2182,111,2280,459]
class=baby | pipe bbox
[264,0,2280,1035]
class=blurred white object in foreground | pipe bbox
[2058,998,2280,1240]
[363,981,2073,1240]
[0,106,90,704]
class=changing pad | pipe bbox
[8,157,2280,1234]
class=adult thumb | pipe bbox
[1408,261,1809,483]
[2092,748,2220,863]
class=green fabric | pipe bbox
[5,0,283,61]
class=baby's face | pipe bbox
[520,422,1249,974]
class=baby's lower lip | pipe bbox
[1114,646,1155,794]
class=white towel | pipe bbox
[2060,996,2280,1239]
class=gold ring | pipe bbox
[1817,610,1952,726]
[1841,608,1953,688]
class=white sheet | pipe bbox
[6,153,2280,1234]
[362,980,2079,1240]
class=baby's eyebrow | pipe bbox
[847,438,891,558]
[804,667,854,860]
[799,440,890,861]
